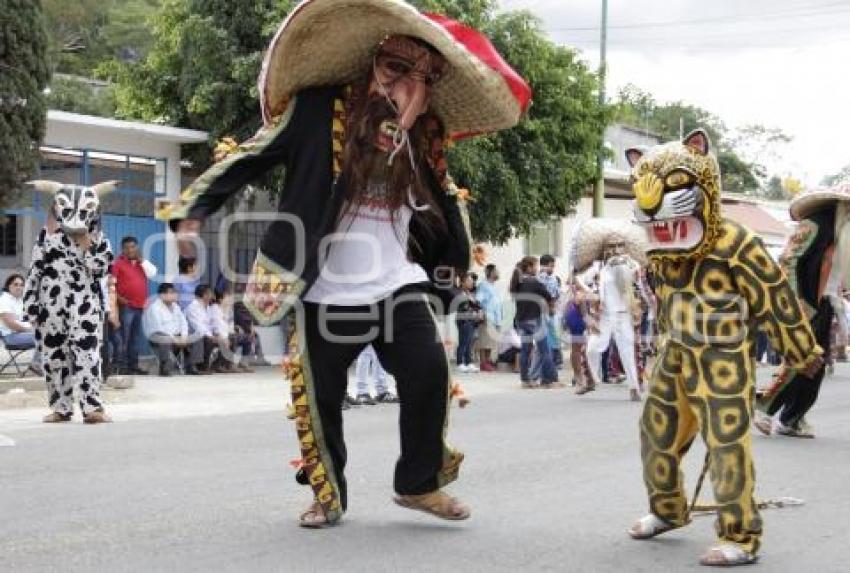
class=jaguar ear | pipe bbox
[683,129,710,155]
[90,180,120,196]
[26,180,63,195]
[625,148,644,168]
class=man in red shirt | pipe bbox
[111,236,153,375]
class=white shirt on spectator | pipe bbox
[184,299,212,337]
[143,298,189,339]
[0,291,27,337]
[208,303,230,337]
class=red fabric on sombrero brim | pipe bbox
[424,12,531,139]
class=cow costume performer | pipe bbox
[23,180,115,424]
[158,0,530,527]
[624,130,822,566]
[754,184,850,438]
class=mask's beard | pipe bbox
[341,88,438,215]
[607,256,634,300]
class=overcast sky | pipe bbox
[499,0,850,185]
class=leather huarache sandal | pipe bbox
[298,501,335,529]
[42,412,72,423]
[628,514,676,539]
[393,490,471,521]
[698,543,757,566]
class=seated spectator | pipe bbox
[185,284,228,373]
[144,283,204,376]
[1,273,42,375]
[211,287,254,373]
[497,327,521,373]
[233,283,262,364]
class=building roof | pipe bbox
[722,200,790,237]
[47,110,209,144]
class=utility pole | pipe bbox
[592,0,608,217]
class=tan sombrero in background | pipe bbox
[790,183,850,221]
[567,218,648,273]
[258,0,532,138]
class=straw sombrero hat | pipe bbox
[568,218,648,273]
[789,183,850,221]
[258,0,532,138]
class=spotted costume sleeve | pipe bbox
[83,233,113,280]
[729,232,822,371]
[158,97,300,226]
[23,237,45,325]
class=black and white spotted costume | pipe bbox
[23,182,114,416]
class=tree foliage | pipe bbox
[0,0,51,207]
[612,84,761,196]
[45,75,117,117]
[111,0,605,243]
[42,0,159,75]
[821,164,850,187]
[414,1,608,242]
[107,0,295,168]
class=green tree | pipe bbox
[45,75,117,116]
[821,164,850,187]
[416,1,607,242]
[1,0,51,207]
[42,0,159,76]
[613,84,761,196]
[112,0,605,243]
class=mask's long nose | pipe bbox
[398,81,429,131]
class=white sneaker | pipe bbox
[457,364,469,373]
[467,364,480,373]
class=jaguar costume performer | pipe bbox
[754,184,850,438]
[23,180,115,424]
[159,0,530,528]
[624,130,822,566]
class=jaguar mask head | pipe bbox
[27,180,118,234]
[626,129,722,261]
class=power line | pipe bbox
[547,0,850,31]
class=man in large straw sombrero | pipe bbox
[161,0,530,527]
[568,218,648,400]
[754,184,850,438]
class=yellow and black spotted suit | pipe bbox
[628,131,822,554]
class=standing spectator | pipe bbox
[0,274,41,375]
[185,284,226,373]
[510,256,559,388]
[455,272,482,372]
[537,254,561,367]
[476,264,502,372]
[562,279,587,388]
[353,345,398,404]
[144,283,203,375]
[112,236,155,375]
[175,256,200,311]
[103,275,121,379]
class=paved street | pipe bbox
[1,364,849,572]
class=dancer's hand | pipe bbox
[72,232,92,251]
[176,219,202,258]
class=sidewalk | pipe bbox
[2,360,844,431]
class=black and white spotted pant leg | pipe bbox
[69,300,105,415]
[39,319,74,416]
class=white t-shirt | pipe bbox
[304,179,428,305]
[599,259,637,314]
[0,291,26,337]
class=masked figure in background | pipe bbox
[23,181,115,424]
[624,130,822,566]
[754,184,850,438]
[159,0,530,528]
[571,219,648,401]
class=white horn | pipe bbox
[90,180,121,196]
[26,180,63,195]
